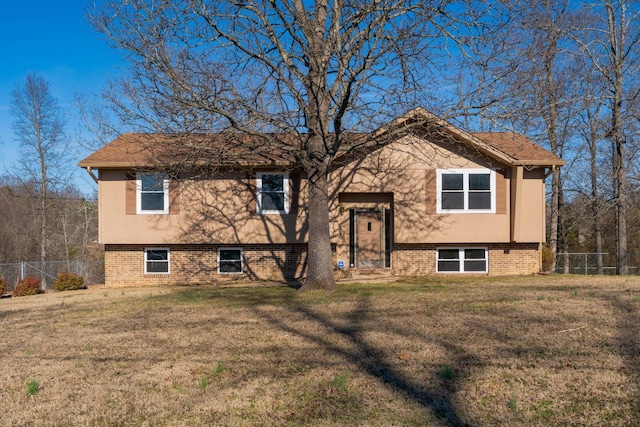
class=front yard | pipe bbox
[1,275,638,425]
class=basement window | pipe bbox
[218,248,243,274]
[437,248,488,273]
[145,248,170,274]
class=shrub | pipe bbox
[0,278,8,295]
[52,272,85,291]
[13,276,41,297]
[541,244,555,273]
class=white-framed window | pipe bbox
[218,248,243,274]
[145,248,170,274]
[437,248,488,273]
[137,173,169,214]
[257,172,289,214]
[437,169,495,213]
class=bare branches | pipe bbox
[88,0,483,288]
[10,73,69,263]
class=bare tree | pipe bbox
[10,73,67,264]
[576,53,607,274]
[574,0,640,274]
[89,0,479,290]
[464,0,581,272]
[524,0,578,273]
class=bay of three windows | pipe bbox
[137,168,495,215]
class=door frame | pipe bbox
[349,207,392,269]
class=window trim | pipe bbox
[436,168,496,214]
[256,172,289,214]
[436,247,488,274]
[136,173,169,215]
[144,247,170,275]
[218,247,244,274]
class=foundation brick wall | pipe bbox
[487,243,541,275]
[392,242,541,276]
[105,242,541,287]
[104,244,307,287]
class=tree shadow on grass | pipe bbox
[605,291,640,415]
[252,294,475,426]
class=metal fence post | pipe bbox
[585,253,588,275]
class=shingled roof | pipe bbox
[471,132,565,166]
[78,109,565,170]
[78,133,301,168]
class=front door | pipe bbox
[356,210,383,269]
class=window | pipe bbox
[145,248,170,274]
[437,248,488,273]
[137,173,169,214]
[437,169,495,213]
[257,173,289,214]
[218,248,243,274]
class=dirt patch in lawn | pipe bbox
[1,275,639,426]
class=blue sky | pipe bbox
[0,1,123,193]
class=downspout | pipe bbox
[510,165,524,242]
[544,164,556,179]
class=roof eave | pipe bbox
[512,159,567,167]
[77,161,139,168]
[77,160,297,169]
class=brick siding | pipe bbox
[104,244,307,287]
[104,242,540,287]
[392,242,541,276]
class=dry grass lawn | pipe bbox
[1,275,639,426]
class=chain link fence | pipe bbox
[555,253,639,275]
[0,260,104,292]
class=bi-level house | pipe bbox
[79,108,565,287]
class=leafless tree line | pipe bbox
[0,177,99,265]
[442,0,640,274]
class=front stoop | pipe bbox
[336,269,396,284]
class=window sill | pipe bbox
[437,210,496,214]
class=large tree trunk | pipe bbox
[609,0,628,275]
[300,21,336,290]
[542,9,562,274]
[614,138,628,274]
[549,169,560,272]
[593,211,604,275]
[558,185,570,274]
[589,116,604,274]
[40,153,47,264]
[300,166,335,291]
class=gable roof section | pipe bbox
[374,107,565,167]
[78,108,565,170]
